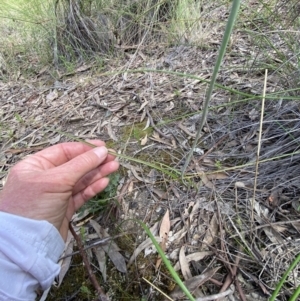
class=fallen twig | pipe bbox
[69,223,109,301]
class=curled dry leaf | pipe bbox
[140,134,148,146]
[156,209,171,269]
[179,246,193,280]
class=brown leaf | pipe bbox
[170,267,220,299]
[140,134,148,146]
[179,246,192,280]
[128,237,162,266]
[202,213,218,249]
[174,251,213,271]
[90,220,127,273]
[93,247,107,282]
[156,209,170,269]
[159,209,170,242]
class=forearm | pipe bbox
[0,212,64,301]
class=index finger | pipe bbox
[33,140,106,167]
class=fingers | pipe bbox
[72,177,110,211]
[55,146,110,185]
[33,140,106,167]
[73,160,119,195]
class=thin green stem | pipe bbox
[139,221,196,301]
[269,253,300,301]
[181,0,241,179]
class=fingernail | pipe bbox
[92,146,108,158]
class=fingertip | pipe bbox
[92,146,108,159]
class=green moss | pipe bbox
[123,122,154,141]
[44,253,97,301]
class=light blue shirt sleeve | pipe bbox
[0,212,65,301]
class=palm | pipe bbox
[0,141,119,240]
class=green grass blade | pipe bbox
[181,0,241,179]
[269,253,300,301]
[139,221,196,301]
[289,285,300,301]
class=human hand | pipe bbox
[0,141,119,240]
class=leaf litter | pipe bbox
[1,8,300,300]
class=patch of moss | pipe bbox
[44,253,97,301]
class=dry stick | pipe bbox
[195,288,234,301]
[251,69,268,231]
[142,277,173,301]
[69,223,109,301]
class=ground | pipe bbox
[1,1,300,300]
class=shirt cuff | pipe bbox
[0,212,65,300]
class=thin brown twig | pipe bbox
[69,223,109,301]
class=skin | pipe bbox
[0,140,119,240]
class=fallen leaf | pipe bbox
[170,267,220,299]
[107,118,118,141]
[164,101,174,112]
[128,237,162,266]
[202,213,218,250]
[49,134,61,145]
[174,251,213,271]
[93,247,107,281]
[140,134,148,146]
[46,89,58,101]
[159,209,170,242]
[90,220,127,273]
[128,181,134,194]
[156,209,170,269]
[137,101,149,112]
[179,246,192,280]
[142,118,150,130]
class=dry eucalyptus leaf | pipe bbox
[202,213,218,249]
[128,237,162,266]
[174,251,213,271]
[93,247,107,281]
[89,220,127,273]
[156,209,170,269]
[170,267,220,299]
[159,209,170,242]
[140,134,148,146]
[179,246,192,280]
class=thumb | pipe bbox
[56,146,108,184]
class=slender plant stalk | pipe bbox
[139,221,196,301]
[289,285,300,301]
[181,0,241,179]
[252,69,267,229]
[269,253,300,301]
